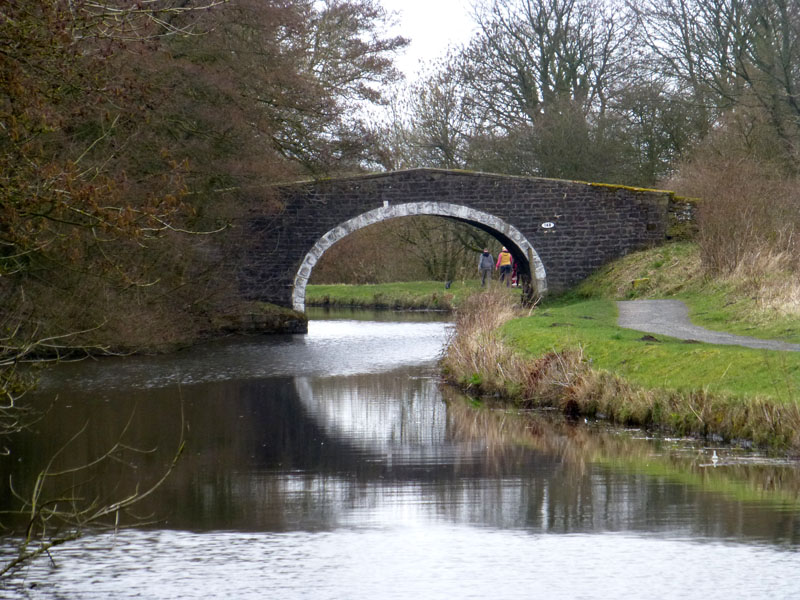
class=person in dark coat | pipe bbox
[478,248,494,286]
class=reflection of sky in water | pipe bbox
[6,527,800,600]
[33,320,453,394]
[293,375,481,466]
[8,314,800,599]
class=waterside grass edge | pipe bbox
[307,242,800,451]
[306,280,515,311]
[441,290,800,453]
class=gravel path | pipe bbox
[616,299,800,352]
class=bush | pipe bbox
[671,157,800,277]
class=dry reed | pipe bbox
[442,289,528,394]
[442,292,800,452]
[671,156,800,317]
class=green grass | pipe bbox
[307,279,521,310]
[680,286,800,344]
[502,298,800,402]
[574,241,800,344]
[574,241,700,299]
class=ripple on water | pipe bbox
[32,320,453,393]
[4,528,800,600]
[7,314,800,600]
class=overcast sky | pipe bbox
[379,0,478,80]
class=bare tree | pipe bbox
[630,0,800,165]
[464,0,633,128]
[406,58,477,169]
[431,0,653,181]
[392,217,494,282]
[628,0,748,135]
[371,56,477,170]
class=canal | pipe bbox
[1,309,799,598]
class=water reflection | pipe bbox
[295,372,449,451]
[6,355,799,542]
[32,318,452,393]
[306,306,451,322]
[441,392,800,543]
[2,315,800,598]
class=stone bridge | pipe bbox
[236,168,686,311]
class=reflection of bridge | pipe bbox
[235,168,684,311]
[294,373,450,457]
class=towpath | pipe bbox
[616,300,800,352]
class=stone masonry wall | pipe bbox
[234,169,674,309]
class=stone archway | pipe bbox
[291,202,548,312]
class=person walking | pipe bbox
[496,247,513,287]
[478,248,494,286]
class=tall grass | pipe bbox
[671,157,800,317]
[442,291,800,452]
[442,290,529,393]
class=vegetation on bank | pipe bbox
[441,284,800,453]
[575,241,800,344]
[1,0,404,441]
[503,297,800,401]
[309,241,800,451]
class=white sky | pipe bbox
[379,0,478,80]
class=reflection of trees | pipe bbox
[0,399,185,577]
[442,386,800,541]
[4,369,799,547]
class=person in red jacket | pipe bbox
[495,247,513,287]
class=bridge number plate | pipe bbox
[541,221,555,229]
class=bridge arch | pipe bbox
[291,202,548,312]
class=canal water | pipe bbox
[1,309,799,598]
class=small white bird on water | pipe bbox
[712,450,719,466]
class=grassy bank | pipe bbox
[576,241,800,344]
[442,289,800,452]
[505,298,799,400]
[307,242,800,450]
[307,279,521,310]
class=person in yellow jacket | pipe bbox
[495,247,513,287]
